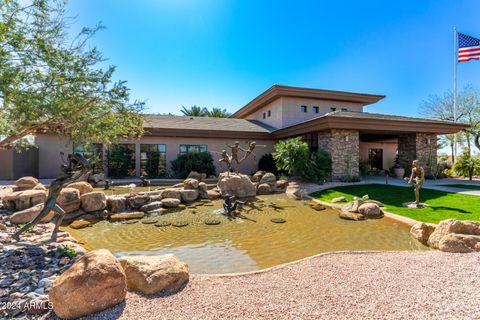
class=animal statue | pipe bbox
[223,196,245,217]
[13,153,92,241]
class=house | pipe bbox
[27,85,468,180]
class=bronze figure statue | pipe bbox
[239,141,257,164]
[13,153,92,241]
[218,150,232,174]
[226,141,241,168]
[407,159,425,205]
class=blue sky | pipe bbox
[69,0,480,116]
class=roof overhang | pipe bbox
[232,85,386,118]
[144,127,273,140]
[272,115,469,139]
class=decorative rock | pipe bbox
[271,218,286,223]
[332,196,347,203]
[67,181,93,195]
[140,201,163,212]
[0,223,6,231]
[428,219,480,249]
[172,221,188,227]
[402,202,428,209]
[217,172,256,198]
[205,219,221,225]
[0,187,14,200]
[198,182,208,192]
[3,189,47,211]
[15,176,39,189]
[33,183,47,191]
[338,211,366,221]
[57,188,81,213]
[206,189,221,200]
[110,212,145,221]
[438,234,480,253]
[80,191,107,212]
[141,218,159,224]
[122,219,139,224]
[410,222,436,245]
[257,183,273,195]
[88,172,106,185]
[180,189,199,202]
[127,195,150,209]
[187,171,206,182]
[276,180,288,190]
[69,219,91,229]
[10,203,54,224]
[342,200,364,213]
[251,171,265,182]
[155,221,171,227]
[183,178,199,190]
[358,203,383,218]
[107,196,127,213]
[259,172,276,187]
[310,203,326,211]
[365,199,384,207]
[119,254,189,295]
[147,208,168,215]
[49,249,127,319]
[162,198,181,208]
[161,189,181,200]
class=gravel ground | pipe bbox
[82,251,480,320]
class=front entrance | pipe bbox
[368,148,383,171]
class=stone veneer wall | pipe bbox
[318,129,359,180]
[398,133,437,176]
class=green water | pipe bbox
[65,194,428,274]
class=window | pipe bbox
[301,105,307,113]
[301,134,318,151]
[267,110,271,117]
[73,143,103,173]
[263,113,266,119]
[368,148,383,170]
[313,106,319,114]
[330,107,337,112]
[140,144,167,178]
[179,144,207,154]
[107,144,136,178]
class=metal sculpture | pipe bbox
[407,160,425,205]
[219,141,262,174]
[223,196,245,217]
[13,153,92,241]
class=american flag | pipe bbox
[458,32,480,63]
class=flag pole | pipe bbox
[453,27,458,162]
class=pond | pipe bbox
[64,194,428,274]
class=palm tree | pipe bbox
[180,105,208,117]
[206,107,231,118]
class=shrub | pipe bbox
[273,137,331,183]
[339,175,361,183]
[359,161,369,177]
[453,154,480,181]
[57,246,77,259]
[171,152,216,179]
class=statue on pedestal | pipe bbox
[13,153,92,241]
[403,160,427,208]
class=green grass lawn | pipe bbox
[310,184,480,224]
[438,184,480,191]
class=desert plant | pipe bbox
[57,246,77,259]
[453,154,480,181]
[171,152,215,179]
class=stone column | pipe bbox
[398,133,437,177]
[318,129,359,180]
[135,141,141,177]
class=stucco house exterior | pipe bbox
[8,85,467,180]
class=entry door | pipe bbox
[368,148,383,170]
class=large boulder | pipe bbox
[69,219,91,229]
[15,176,39,189]
[257,183,273,195]
[67,182,93,195]
[110,211,144,221]
[56,188,81,213]
[161,189,181,200]
[438,234,480,253]
[119,254,189,295]
[275,180,288,190]
[9,203,55,224]
[88,172,106,185]
[107,196,126,213]
[49,249,127,319]
[338,211,366,221]
[180,189,199,202]
[80,191,107,213]
[3,190,47,211]
[127,195,150,209]
[140,201,163,212]
[206,189,221,200]
[198,182,208,192]
[217,172,256,198]
[358,202,383,218]
[183,178,199,190]
[162,198,181,208]
[410,222,436,245]
[428,219,480,249]
[342,199,364,213]
[251,171,265,183]
[0,187,14,200]
[187,171,206,182]
[259,172,276,188]
[33,183,47,191]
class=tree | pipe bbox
[180,105,208,117]
[206,107,231,118]
[420,85,480,160]
[453,154,480,181]
[0,0,144,150]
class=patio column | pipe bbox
[318,129,359,180]
[135,141,141,177]
[398,133,437,177]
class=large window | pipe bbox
[73,143,103,173]
[368,148,383,171]
[107,144,136,178]
[302,134,318,151]
[179,144,207,155]
[140,144,167,178]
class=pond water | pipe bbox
[64,194,428,274]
